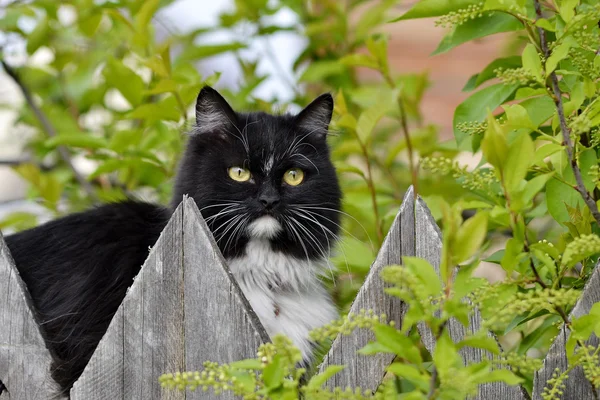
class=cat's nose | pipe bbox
[259,194,280,209]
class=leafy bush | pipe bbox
[2,0,600,398]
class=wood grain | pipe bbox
[71,198,268,399]
[0,232,57,399]
[415,198,527,400]
[532,263,600,400]
[182,197,269,400]
[318,187,415,392]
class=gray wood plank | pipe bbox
[0,231,57,399]
[71,203,185,400]
[182,197,270,400]
[533,264,600,400]
[72,198,269,399]
[415,198,526,400]
[318,186,415,392]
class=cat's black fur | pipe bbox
[4,86,341,394]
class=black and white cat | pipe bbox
[4,86,341,393]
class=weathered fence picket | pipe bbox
[532,264,600,400]
[1,186,599,399]
[0,232,56,399]
[70,198,269,400]
[318,186,415,392]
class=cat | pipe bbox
[4,86,341,394]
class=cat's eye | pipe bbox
[283,168,304,186]
[228,166,251,182]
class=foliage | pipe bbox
[3,0,600,398]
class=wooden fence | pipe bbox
[0,187,598,399]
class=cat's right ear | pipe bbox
[193,86,237,135]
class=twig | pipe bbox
[533,1,600,227]
[382,72,418,199]
[1,60,99,203]
[427,320,448,399]
[359,142,384,244]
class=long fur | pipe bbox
[4,86,342,394]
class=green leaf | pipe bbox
[391,0,473,21]
[522,44,544,83]
[144,79,178,95]
[299,61,346,83]
[478,369,524,385]
[457,334,500,355]
[433,331,461,378]
[179,43,246,61]
[481,112,508,171]
[503,104,537,131]
[558,0,578,22]
[372,325,422,364]
[535,18,556,31]
[386,364,429,391]
[504,132,534,194]
[452,212,488,264]
[127,95,181,122]
[472,56,522,89]
[335,162,366,180]
[433,12,522,55]
[519,95,555,127]
[339,54,379,70]
[402,257,442,297]
[521,173,555,205]
[103,58,145,107]
[356,97,393,143]
[26,15,49,55]
[546,170,584,225]
[501,238,524,274]
[579,149,598,192]
[546,38,574,75]
[453,83,518,149]
[533,143,563,166]
[134,0,159,48]
[45,134,108,149]
[262,355,284,390]
[307,365,345,388]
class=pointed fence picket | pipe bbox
[0,187,599,399]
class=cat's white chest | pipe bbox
[227,239,337,358]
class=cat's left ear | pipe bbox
[193,86,238,135]
[295,93,333,139]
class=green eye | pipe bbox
[283,168,304,186]
[228,166,251,182]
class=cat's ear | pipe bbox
[194,86,237,134]
[295,93,333,139]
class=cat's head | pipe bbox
[173,86,341,260]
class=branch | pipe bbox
[1,60,99,203]
[382,72,418,199]
[533,2,600,227]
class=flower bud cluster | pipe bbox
[495,352,543,375]
[304,386,378,399]
[569,112,593,135]
[574,345,600,388]
[421,157,500,194]
[495,67,539,86]
[435,3,485,28]
[570,48,599,81]
[309,309,388,342]
[542,368,569,400]
[589,165,600,190]
[159,363,247,396]
[562,234,600,268]
[483,289,581,329]
[456,120,488,136]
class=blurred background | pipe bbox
[0,0,515,311]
